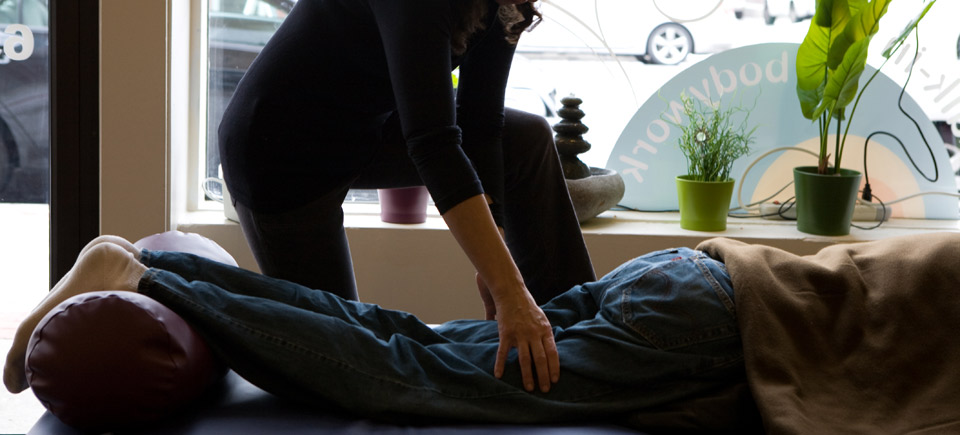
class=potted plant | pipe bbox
[667,92,757,231]
[793,0,936,235]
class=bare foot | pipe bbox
[3,241,147,394]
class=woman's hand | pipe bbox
[440,194,560,393]
[491,287,559,393]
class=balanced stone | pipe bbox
[552,95,625,223]
[553,96,592,180]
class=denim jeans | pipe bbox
[136,247,743,425]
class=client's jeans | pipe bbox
[136,247,743,425]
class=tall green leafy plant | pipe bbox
[795,0,935,174]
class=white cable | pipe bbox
[729,180,794,214]
[736,147,820,212]
[878,190,960,206]
[734,146,960,213]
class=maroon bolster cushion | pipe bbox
[24,231,237,430]
[26,291,225,430]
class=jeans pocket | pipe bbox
[619,256,739,351]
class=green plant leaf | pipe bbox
[881,0,935,58]
[828,0,890,69]
[797,78,825,120]
[823,0,866,68]
[796,19,829,119]
[823,0,857,68]
[815,0,834,27]
[796,0,856,119]
[814,37,870,121]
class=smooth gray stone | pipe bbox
[566,167,625,223]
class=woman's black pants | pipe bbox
[232,108,596,304]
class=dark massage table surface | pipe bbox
[30,371,645,434]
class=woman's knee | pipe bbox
[504,108,554,148]
[502,109,560,171]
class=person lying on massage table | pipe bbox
[5,232,960,432]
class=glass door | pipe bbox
[0,0,50,329]
[0,0,50,430]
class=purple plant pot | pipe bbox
[377,186,429,224]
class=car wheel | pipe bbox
[645,23,692,65]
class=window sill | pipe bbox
[579,209,960,241]
[177,206,960,267]
[175,207,959,323]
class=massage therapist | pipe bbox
[216,0,595,393]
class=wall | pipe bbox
[100,0,170,241]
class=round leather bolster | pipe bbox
[25,231,237,430]
[26,291,224,430]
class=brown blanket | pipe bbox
[698,233,960,434]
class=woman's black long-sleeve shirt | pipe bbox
[219,0,513,222]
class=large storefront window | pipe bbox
[0,0,50,428]
[0,0,48,204]
[200,0,959,210]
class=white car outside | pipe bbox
[516,0,742,65]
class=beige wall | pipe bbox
[179,216,848,323]
[100,0,170,241]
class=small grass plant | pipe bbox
[666,92,758,182]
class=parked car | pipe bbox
[730,0,815,25]
[514,0,741,65]
[0,0,48,203]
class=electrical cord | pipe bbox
[862,28,939,202]
[879,190,960,206]
[728,197,797,219]
[735,146,820,212]
[851,193,887,230]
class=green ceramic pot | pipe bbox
[675,176,735,231]
[793,166,862,236]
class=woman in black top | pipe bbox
[218,0,595,393]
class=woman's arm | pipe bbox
[442,194,559,393]
[368,1,557,392]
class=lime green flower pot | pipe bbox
[676,176,734,231]
[793,166,862,236]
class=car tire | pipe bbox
[645,23,692,65]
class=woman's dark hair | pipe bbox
[452,1,541,55]
[502,3,542,43]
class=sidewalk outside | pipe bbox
[1,203,53,433]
